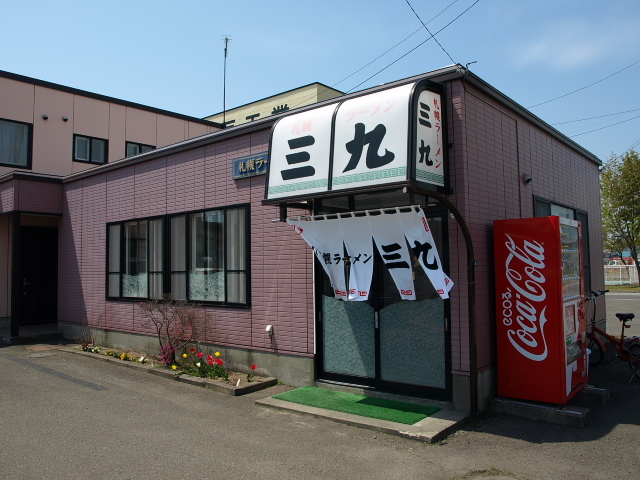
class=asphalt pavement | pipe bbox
[1,341,639,480]
[605,292,640,337]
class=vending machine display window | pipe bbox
[564,304,576,336]
[561,224,581,301]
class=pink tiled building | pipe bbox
[0,66,603,413]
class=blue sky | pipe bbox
[2,0,639,161]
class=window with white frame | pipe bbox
[0,118,31,168]
[126,142,155,157]
[108,205,248,305]
[74,134,108,164]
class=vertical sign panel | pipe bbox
[331,84,413,191]
[267,104,337,200]
[414,89,444,187]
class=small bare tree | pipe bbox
[75,314,104,346]
[139,295,204,365]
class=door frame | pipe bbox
[10,213,60,334]
[314,205,452,400]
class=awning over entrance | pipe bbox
[288,205,453,301]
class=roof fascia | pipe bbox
[458,71,602,166]
[0,70,223,128]
[0,171,64,185]
[63,64,601,183]
[203,81,344,119]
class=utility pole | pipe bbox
[222,36,230,126]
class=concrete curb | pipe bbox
[255,396,469,443]
[61,347,277,396]
[491,397,590,428]
[489,385,610,428]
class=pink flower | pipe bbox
[196,352,204,358]
[250,364,257,370]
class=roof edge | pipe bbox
[0,69,224,128]
[203,81,344,119]
[458,70,602,166]
[63,64,602,183]
[0,171,64,185]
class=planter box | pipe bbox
[175,373,277,396]
[64,348,277,396]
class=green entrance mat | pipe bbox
[272,386,440,425]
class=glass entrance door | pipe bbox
[318,213,451,399]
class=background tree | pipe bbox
[601,150,640,282]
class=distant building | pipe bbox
[204,83,343,127]
[0,69,221,328]
[0,70,221,178]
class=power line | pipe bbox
[552,108,640,125]
[405,0,456,65]
[287,0,464,111]
[569,114,640,137]
[528,59,640,109]
[346,0,481,93]
[332,0,461,89]
[624,137,640,155]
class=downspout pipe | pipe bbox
[418,189,478,414]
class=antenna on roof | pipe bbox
[222,36,231,126]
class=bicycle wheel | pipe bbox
[587,334,605,367]
[627,343,640,379]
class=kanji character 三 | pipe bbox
[281,135,315,181]
[379,243,410,269]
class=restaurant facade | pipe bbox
[1,65,603,413]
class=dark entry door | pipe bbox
[20,226,58,325]
[318,214,451,400]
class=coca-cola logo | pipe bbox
[501,234,549,361]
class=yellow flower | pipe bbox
[215,351,221,357]
[171,365,177,370]
[182,353,188,358]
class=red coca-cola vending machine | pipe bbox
[493,216,587,404]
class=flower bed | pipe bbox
[72,344,277,396]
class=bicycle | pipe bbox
[585,289,640,383]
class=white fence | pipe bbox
[604,265,639,285]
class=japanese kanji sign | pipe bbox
[414,90,444,187]
[287,206,453,301]
[266,80,445,200]
[232,152,269,179]
[332,83,413,191]
[267,104,335,199]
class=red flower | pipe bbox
[189,347,196,353]
[250,364,257,370]
[207,354,213,361]
[215,358,224,366]
[196,352,204,358]
[207,359,214,366]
